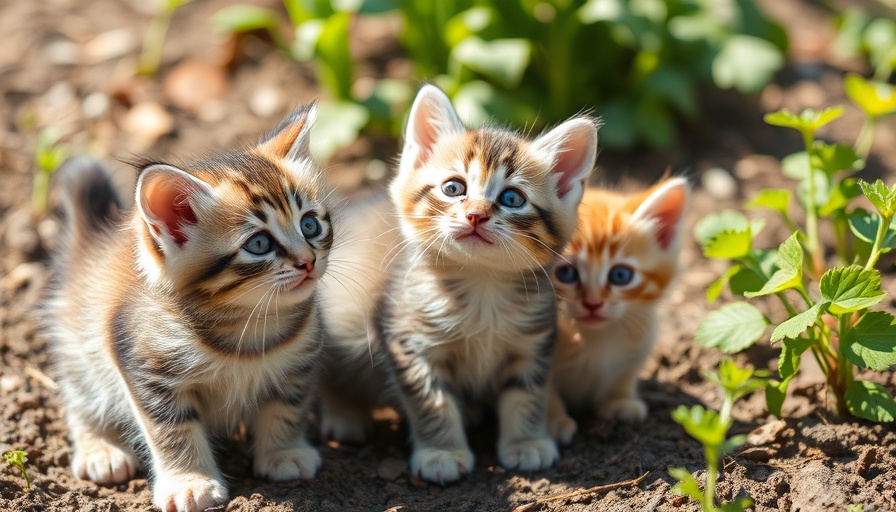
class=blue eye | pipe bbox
[498,189,526,208]
[442,180,466,197]
[244,233,273,255]
[300,214,322,238]
[555,265,579,284]
[608,265,634,286]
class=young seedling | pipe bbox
[669,359,767,512]
[137,0,191,76]
[32,127,70,214]
[2,450,32,493]
[694,73,896,422]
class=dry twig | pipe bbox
[512,471,650,512]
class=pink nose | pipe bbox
[583,300,603,312]
[466,212,490,227]
[294,259,315,272]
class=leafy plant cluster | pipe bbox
[2,450,32,493]
[694,72,896,422]
[211,0,787,156]
[669,359,767,512]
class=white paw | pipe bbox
[599,398,648,422]
[410,447,474,484]
[320,407,370,443]
[71,437,139,485]
[498,436,559,472]
[254,446,321,481]
[153,472,228,512]
[548,415,578,446]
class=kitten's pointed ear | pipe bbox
[403,85,464,168]
[631,177,690,250]
[136,164,213,248]
[258,103,317,161]
[532,117,599,199]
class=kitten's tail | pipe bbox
[50,157,123,254]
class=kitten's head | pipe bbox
[391,85,598,272]
[553,178,689,329]
[134,105,333,309]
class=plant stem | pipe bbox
[801,130,824,279]
[855,117,876,161]
[864,214,893,271]
[137,6,176,76]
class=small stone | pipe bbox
[81,92,110,119]
[122,102,175,144]
[747,419,786,446]
[46,82,77,111]
[0,375,23,394]
[734,155,778,180]
[376,458,406,481]
[18,392,40,411]
[45,39,80,66]
[740,446,777,462]
[855,446,877,478]
[701,167,737,200]
[250,86,283,118]
[4,262,44,290]
[83,28,137,64]
[365,159,388,181]
[163,60,229,112]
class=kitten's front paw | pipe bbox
[71,437,139,485]
[498,437,559,472]
[548,414,578,446]
[254,445,322,481]
[410,447,474,484]
[599,398,648,422]
[153,472,228,512]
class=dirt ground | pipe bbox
[2,0,896,511]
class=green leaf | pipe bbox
[694,210,750,245]
[696,302,768,353]
[703,229,752,259]
[770,301,829,343]
[719,496,754,512]
[766,379,788,418]
[668,467,704,502]
[745,232,803,297]
[841,311,896,371]
[764,106,845,134]
[820,266,886,314]
[451,37,532,89]
[211,5,281,35]
[712,35,784,94]
[812,141,864,177]
[845,380,896,422]
[719,433,748,455]
[849,209,896,251]
[779,337,814,380]
[309,101,369,161]
[845,73,896,119]
[819,178,861,216]
[314,13,355,100]
[859,179,896,218]
[781,151,810,180]
[746,188,790,216]
[707,264,743,303]
[671,405,729,448]
[708,359,768,402]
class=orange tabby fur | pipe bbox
[548,178,688,444]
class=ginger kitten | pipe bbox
[548,178,689,444]
[372,85,598,483]
[42,106,332,511]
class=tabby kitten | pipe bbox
[376,85,598,483]
[548,178,689,444]
[42,106,332,512]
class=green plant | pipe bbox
[212,0,787,155]
[137,0,192,76]
[32,127,70,214]
[669,359,766,512]
[2,450,32,493]
[694,73,896,422]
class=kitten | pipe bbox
[547,178,689,445]
[373,85,598,483]
[41,106,332,511]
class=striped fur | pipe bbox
[41,106,332,512]
[373,85,597,483]
[548,178,689,445]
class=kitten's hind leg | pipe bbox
[68,416,139,485]
[546,386,576,446]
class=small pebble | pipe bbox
[163,60,229,112]
[0,375,23,394]
[4,262,44,290]
[81,92,110,119]
[701,167,738,200]
[250,86,283,118]
[45,39,80,66]
[122,102,175,143]
[83,28,136,63]
[376,458,406,481]
[365,159,388,181]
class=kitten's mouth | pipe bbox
[457,229,494,245]
[578,313,607,325]
[288,274,311,292]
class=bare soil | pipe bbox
[1,0,895,511]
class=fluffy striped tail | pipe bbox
[50,157,122,254]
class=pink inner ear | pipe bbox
[654,209,678,250]
[646,185,686,250]
[147,182,197,247]
[549,127,593,199]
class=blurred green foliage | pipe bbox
[834,4,896,81]
[213,0,787,156]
